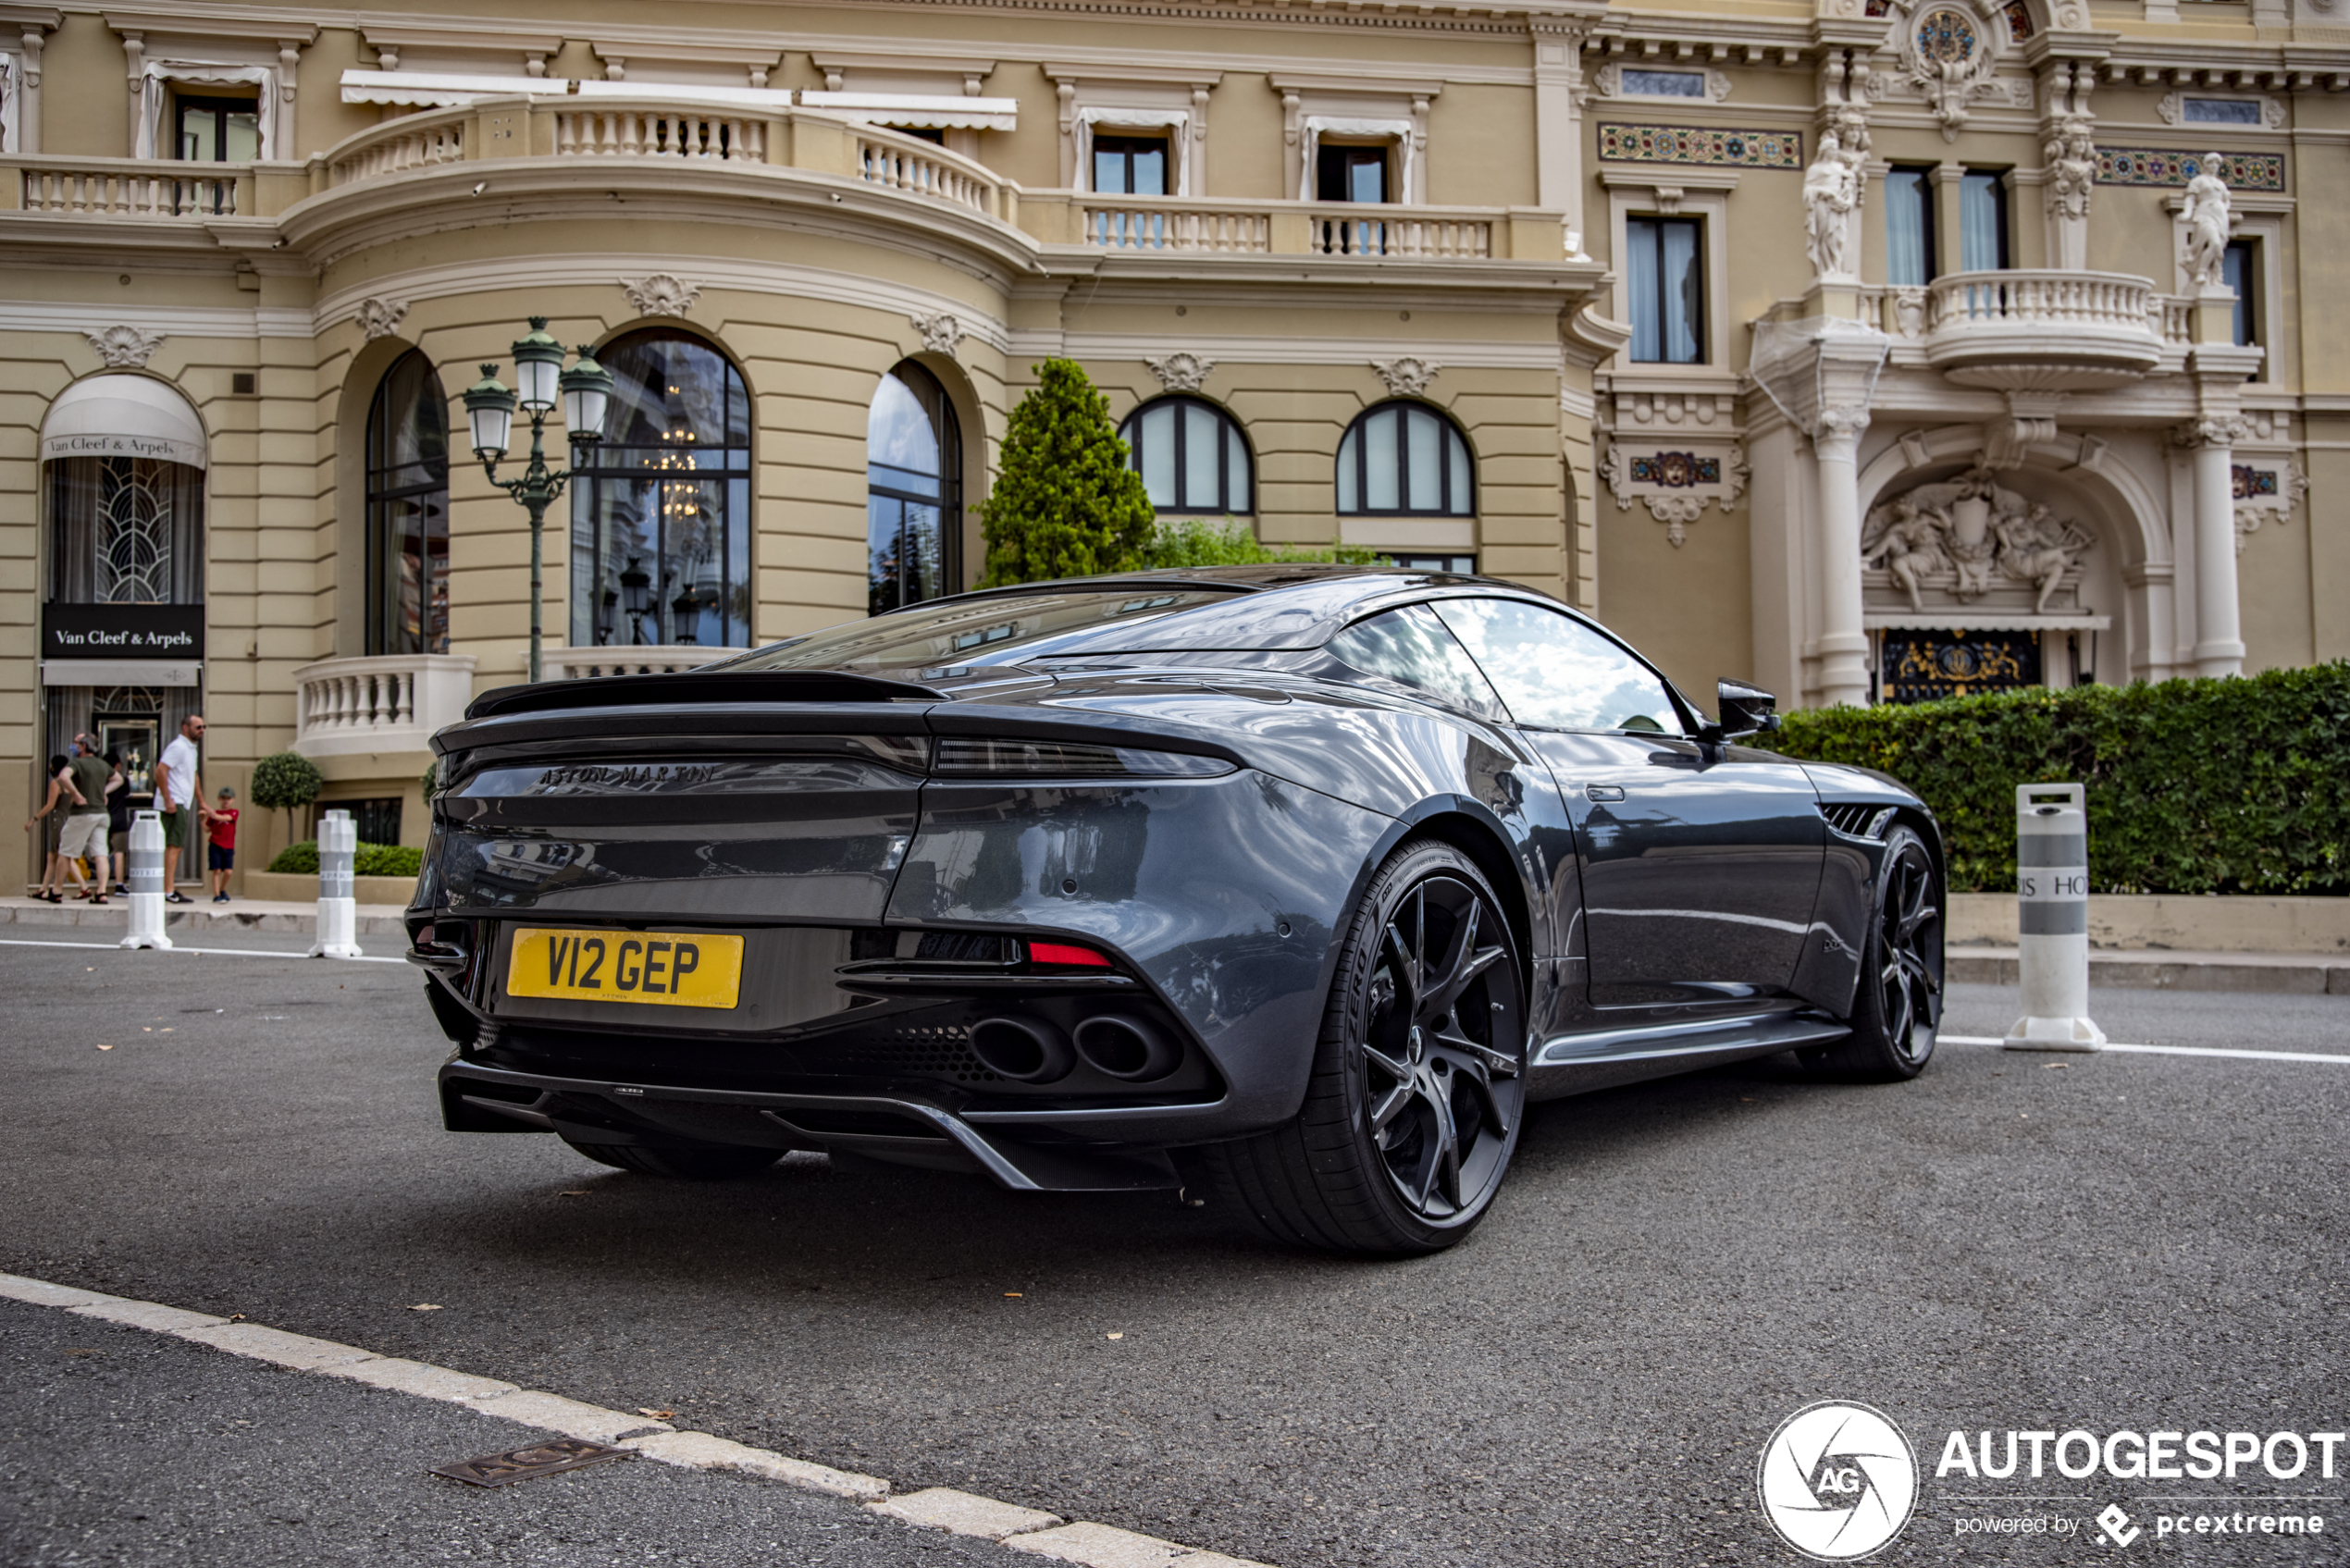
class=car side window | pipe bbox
[1325,604,1504,718]
[1430,598,1683,734]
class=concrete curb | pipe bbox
[0,897,409,936]
[0,1269,1272,1568]
[1948,945,2350,994]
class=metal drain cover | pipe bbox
[433,1438,633,1488]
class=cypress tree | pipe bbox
[978,359,1156,586]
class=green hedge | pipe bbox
[265,840,424,879]
[1762,662,2350,895]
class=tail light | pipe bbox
[931,737,1232,779]
[1027,941,1112,968]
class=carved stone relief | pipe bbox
[1591,63,1733,103]
[356,297,409,341]
[1600,434,1749,547]
[621,275,701,317]
[1146,352,1215,393]
[2231,455,2306,554]
[1371,356,1441,398]
[85,326,165,368]
[910,313,964,358]
[1861,464,2096,614]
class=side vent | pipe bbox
[1819,803,1896,841]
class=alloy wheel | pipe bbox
[1877,837,1943,1063]
[1359,874,1525,1222]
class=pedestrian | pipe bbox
[200,786,240,904]
[105,748,132,895]
[153,713,204,906]
[23,752,82,902]
[60,737,111,905]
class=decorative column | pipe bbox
[1814,403,1874,708]
[2176,414,2248,678]
[17,26,42,153]
[1529,14,1602,256]
[2039,63,2096,272]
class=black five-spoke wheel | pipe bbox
[1188,837,1528,1254]
[1804,823,1944,1081]
[1361,877,1524,1221]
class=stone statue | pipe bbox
[2044,116,2096,222]
[1862,500,1951,612]
[1801,130,1861,278]
[1995,503,2094,614]
[2181,153,2232,290]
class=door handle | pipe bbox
[1585,784,1626,803]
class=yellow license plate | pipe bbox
[506,928,745,1009]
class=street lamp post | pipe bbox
[462,318,615,684]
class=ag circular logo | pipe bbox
[1756,1401,1919,1561]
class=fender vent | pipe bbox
[1819,803,1896,841]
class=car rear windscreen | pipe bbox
[711,589,1239,673]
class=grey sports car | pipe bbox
[414,566,1944,1255]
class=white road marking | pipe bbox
[1941,1034,2350,1065]
[0,938,403,964]
[0,1269,1273,1568]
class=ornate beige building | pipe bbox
[7,0,2344,880]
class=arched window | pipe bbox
[867,362,962,614]
[1336,401,1475,516]
[568,330,752,648]
[365,350,451,656]
[1119,396,1253,515]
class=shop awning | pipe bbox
[799,92,1017,131]
[41,374,207,470]
[340,68,554,106]
[42,660,203,688]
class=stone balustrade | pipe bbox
[1920,268,2166,388]
[538,647,718,679]
[9,156,250,218]
[291,653,478,760]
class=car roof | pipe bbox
[893,565,1564,655]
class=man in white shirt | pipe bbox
[153,714,204,905]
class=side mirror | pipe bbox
[1713,678,1781,741]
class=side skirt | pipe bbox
[1525,1011,1849,1101]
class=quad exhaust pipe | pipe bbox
[967,1012,1181,1084]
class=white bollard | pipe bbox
[308,808,362,960]
[2003,783,2105,1052]
[119,809,173,951]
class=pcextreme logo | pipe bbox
[1757,1401,1921,1562]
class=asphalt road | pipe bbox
[3,934,2345,1565]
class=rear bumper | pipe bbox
[438,1056,1192,1191]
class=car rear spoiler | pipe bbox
[464,670,946,721]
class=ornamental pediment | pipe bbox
[1861,464,2095,617]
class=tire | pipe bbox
[1801,823,1944,1081]
[561,1138,782,1181]
[1187,837,1528,1256]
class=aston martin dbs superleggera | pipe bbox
[414,566,1944,1254]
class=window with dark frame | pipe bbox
[2223,238,2259,356]
[1119,396,1253,515]
[1960,169,2010,271]
[1092,133,1169,196]
[1335,401,1476,517]
[174,93,260,161]
[364,350,451,658]
[1316,143,1391,204]
[1626,216,1704,364]
[1884,167,1937,287]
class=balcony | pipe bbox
[291,653,476,761]
[1074,197,1521,259]
[1919,270,2166,390]
[0,93,1568,271]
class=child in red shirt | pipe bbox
[200,786,240,904]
